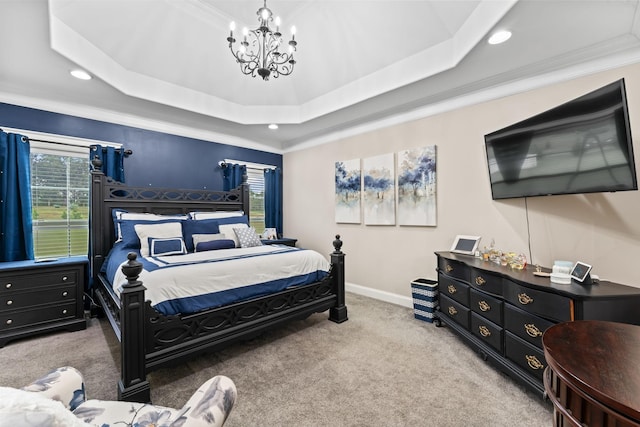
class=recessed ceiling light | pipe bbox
[488,30,512,45]
[70,69,92,80]
[268,124,279,130]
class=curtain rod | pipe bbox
[27,137,133,155]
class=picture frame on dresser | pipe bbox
[450,235,481,255]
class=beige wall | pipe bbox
[284,62,640,306]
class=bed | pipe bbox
[89,169,348,403]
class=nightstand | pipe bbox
[0,256,88,347]
[261,238,297,247]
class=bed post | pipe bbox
[90,169,105,288]
[118,253,151,403]
[329,235,348,323]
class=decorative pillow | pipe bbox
[218,223,248,248]
[195,239,236,252]
[149,237,186,256]
[181,219,220,252]
[117,219,184,249]
[112,210,187,241]
[134,222,183,257]
[192,233,225,247]
[234,227,263,248]
[189,210,244,220]
[215,215,249,226]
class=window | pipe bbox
[226,159,274,235]
[30,143,90,258]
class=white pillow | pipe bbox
[189,211,244,220]
[218,223,248,248]
[113,211,187,241]
[134,222,183,257]
[0,387,90,427]
[192,233,226,247]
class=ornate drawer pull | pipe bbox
[478,301,490,312]
[447,285,457,294]
[6,319,12,325]
[6,300,12,306]
[526,355,544,370]
[62,276,68,281]
[445,265,454,273]
[525,323,543,338]
[448,306,458,316]
[5,283,11,289]
[475,276,486,286]
[62,291,68,297]
[479,325,491,337]
[518,293,534,305]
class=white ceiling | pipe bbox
[2,0,640,153]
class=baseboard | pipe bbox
[346,282,413,308]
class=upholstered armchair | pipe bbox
[0,366,236,427]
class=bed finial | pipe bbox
[91,154,103,171]
[332,234,343,254]
[121,252,143,288]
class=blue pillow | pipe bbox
[182,219,221,252]
[195,239,236,252]
[118,219,184,249]
[215,215,249,226]
[149,237,186,256]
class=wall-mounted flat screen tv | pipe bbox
[484,79,637,200]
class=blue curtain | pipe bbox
[222,163,247,191]
[0,131,34,261]
[91,145,126,182]
[264,168,282,235]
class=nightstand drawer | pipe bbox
[0,285,77,311]
[0,269,78,293]
[0,302,77,331]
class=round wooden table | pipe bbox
[543,320,640,426]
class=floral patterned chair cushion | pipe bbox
[1,366,236,427]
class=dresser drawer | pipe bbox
[438,258,469,282]
[505,332,547,382]
[0,302,77,331]
[503,282,572,322]
[0,269,78,294]
[439,294,470,329]
[504,303,554,349]
[0,285,77,311]
[470,288,503,325]
[471,312,503,353]
[438,275,469,306]
[470,268,503,296]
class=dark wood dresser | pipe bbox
[543,320,640,426]
[0,257,87,347]
[435,251,640,397]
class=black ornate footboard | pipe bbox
[89,170,347,402]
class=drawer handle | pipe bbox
[6,319,12,325]
[475,276,486,286]
[6,300,12,306]
[62,291,68,297]
[525,323,543,338]
[445,265,454,273]
[447,285,457,294]
[5,283,11,289]
[62,276,68,281]
[526,355,544,370]
[448,306,458,316]
[62,309,68,315]
[479,325,491,337]
[518,293,534,305]
[478,301,491,312]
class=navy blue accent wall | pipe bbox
[0,102,282,190]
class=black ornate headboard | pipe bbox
[89,170,250,284]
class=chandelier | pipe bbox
[226,0,297,80]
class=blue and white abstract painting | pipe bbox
[335,159,361,223]
[397,145,437,226]
[363,153,395,225]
